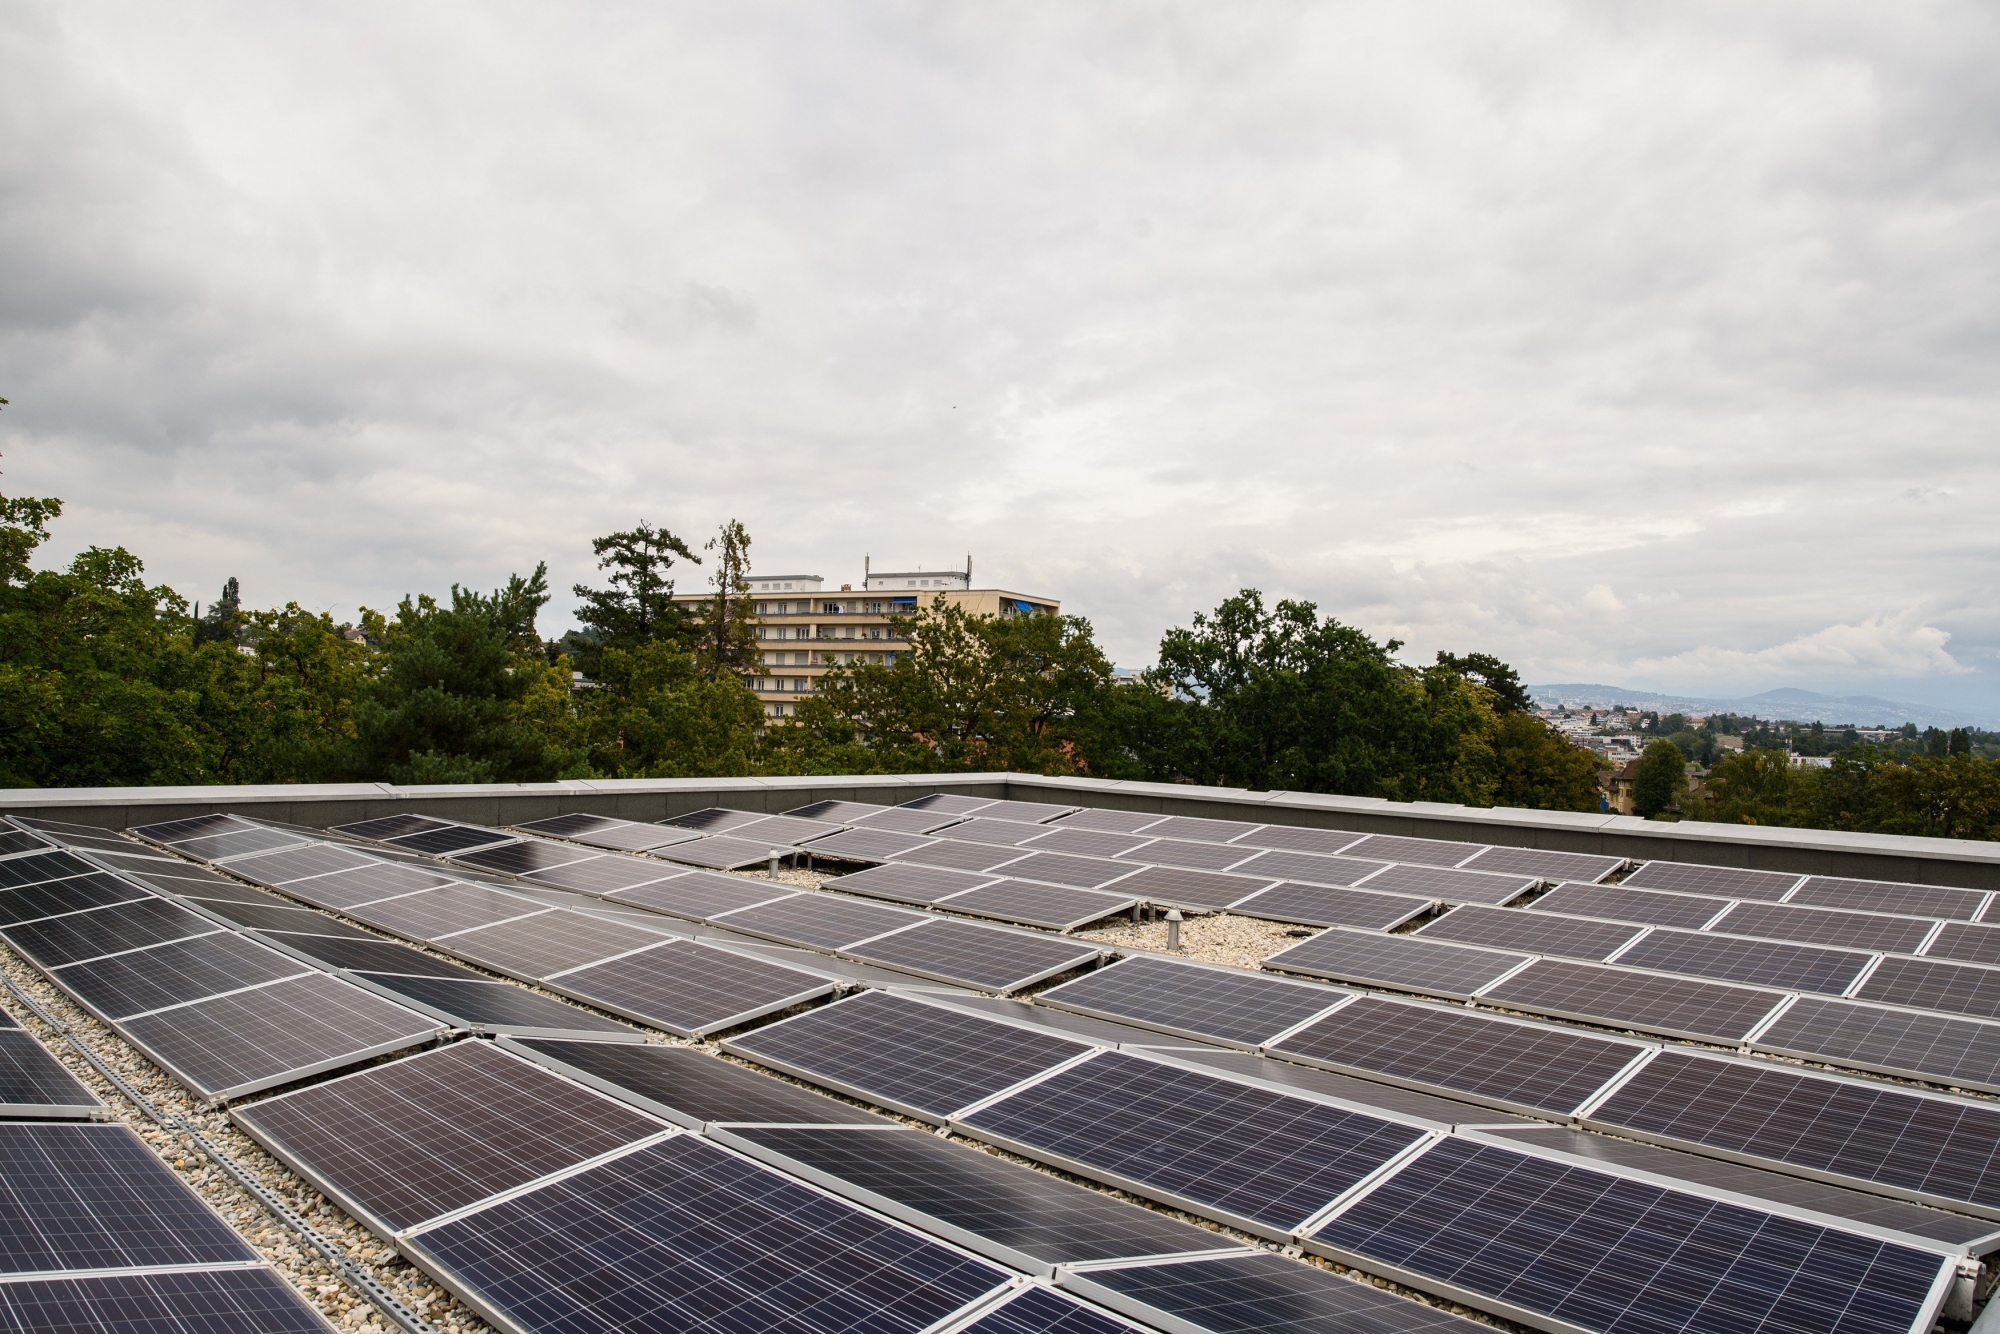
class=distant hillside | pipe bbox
[1527,683,1995,731]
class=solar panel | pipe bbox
[1480,958,1786,1044]
[950,818,1066,847]
[171,827,308,862]
[962,1050,1430,1237]
[783,799,891,822]
[1621,860,1802,899]
[900,793,1000,815]
[401,1133,1010,1334]
[1307,1136,1952,1334]
[1229,825,1370,857]
[0,1122,256,1271]
[350,973,635,1036]
[119,972,440,1100]
[569,821,703,852]
[1020,827,1157,858]
[1223,850,1385,887]
[1528,881,1730,929]
[1339,835,1484,867]
[2,897,223,968]
[1923,922,2000,966]
[1708,901,1936,955]
[140,863,289,902]
[1352,862,1537,905]
[382,824,515,856]
[714,1123,1229,1273]
[1048,809,1165,834]
[222,842,384,884]
[1752,997,2000,1093]
[1231,883,1430,933]
[730,814,852,845]
[1159,1047,1523,1130]
[0,830,49,856]
[952,1285,1139,1334]
[1588,1049,2000,1216]
[1791,876,1988,922]
[0,852,98,890]
[260,931,472,977]
[1855,955,2000,1021]
[1120,838,1260,873]
[546,939,834,1037]
[435,908,669,977]
[1611,928,1875,995]
[131,813,249,843]
[52,933,307,1021]
[848,807,967,835]
[1458,845,1622,883]
[935,880,1136,932]
[606,872,793,921]
[712,892,924,950]
[659,806,771,832]
[1061,1250,1493,1334]
[969,799,1077,823]
[723,989,1093,1121]
[272,862,456,909]
[847,918,1102,993]
[798,828,938,863]
[187,896,378,936]
[1264,928,1528,999]
[1039,955,1346,1049]
[233,1040,665,1234]
[504,1037,889,1127]
[519,854,684,895]
[514,813,618,838]
[0,1269,332,1334]
[1414,905,1643,961]
[823,862,998,904]
[346,883,543,940]
[0,1030,103,1117]
[1140,815,1262,843]
[1271,994,1648,1118]
[950,851,1131,892]
[1077,865,1270,912]
[0,874,152,926]
[448,838,598,875]
[892,840,1032,873]
[332,814,451,841]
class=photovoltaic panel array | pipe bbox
[502,1036,891,1128]
[1587,1049,2000,1218]
[1926,922,2000,966]
[847,917,1101,994]
[544,938,835,1038]
[1229,881,1433,931]
[1047,808,1168,834]
[1611,927,1876,995]
[934,879,1138,932]
[806,827,940,862]
[713,1123,1233,1275]
[950,818,1061,848]
[960,1049,1432,1238]
[1710,901,1935,955]
[1345,861,1537,905]
[1530,881,1731,929]
[1221,850,1384,888]
[1459,845,1623,883]
[1750,996,2000,1094]
[893,840,1035,874]
[1271,994,1650,1118]
[723,989,1093,1122]
[848,806,967,835]
[1339,835,1485,867]
[0,1121,331,1332]
[0,1026,102,1118]
[1023,827,1157,858]
[232,1040,666,1235]
[1038,955,1348,1049]
[951,1285,1141,1334]
[1622,859,1803,899]
[1792,875,1989,921]
[1414,904,1643,961]
[784,799,895,823]
[399,1132,1011,1334]
[1307,1135,1953,1334]
[1061,1249,1496,1334]
[899,792,1002,815]
[1118,838,1259,872]
[1480,958,1788,1044]
[712,892,925,950]
[1088,865,1273,912]
[1852,955,2000,1021]
[1264,927,1528,999]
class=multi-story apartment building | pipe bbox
[672,561,1059,718]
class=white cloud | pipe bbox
[1630,615,1970,684]
[2,1,1997,703]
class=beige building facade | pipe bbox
[673,562,1059,718]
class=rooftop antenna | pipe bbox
[966,553,972,584]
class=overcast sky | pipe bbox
[5,2,1997,713]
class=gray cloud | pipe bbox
[2,0,1996,706]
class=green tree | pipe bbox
[690,519,761,679]
[570,524,698,667]
[789,601,1119,775]
[1434,651,1534,715]
[1632,739,1688,818]
[353,567,583,784]
[1688,749,1818,826]
[193,576,244,647]
[580,642,766,777]
[1144,590,1497,801]
[1491,712,1603,811]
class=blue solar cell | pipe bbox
[404,1134,1008,1334]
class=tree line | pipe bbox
[0,487,1614,811]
